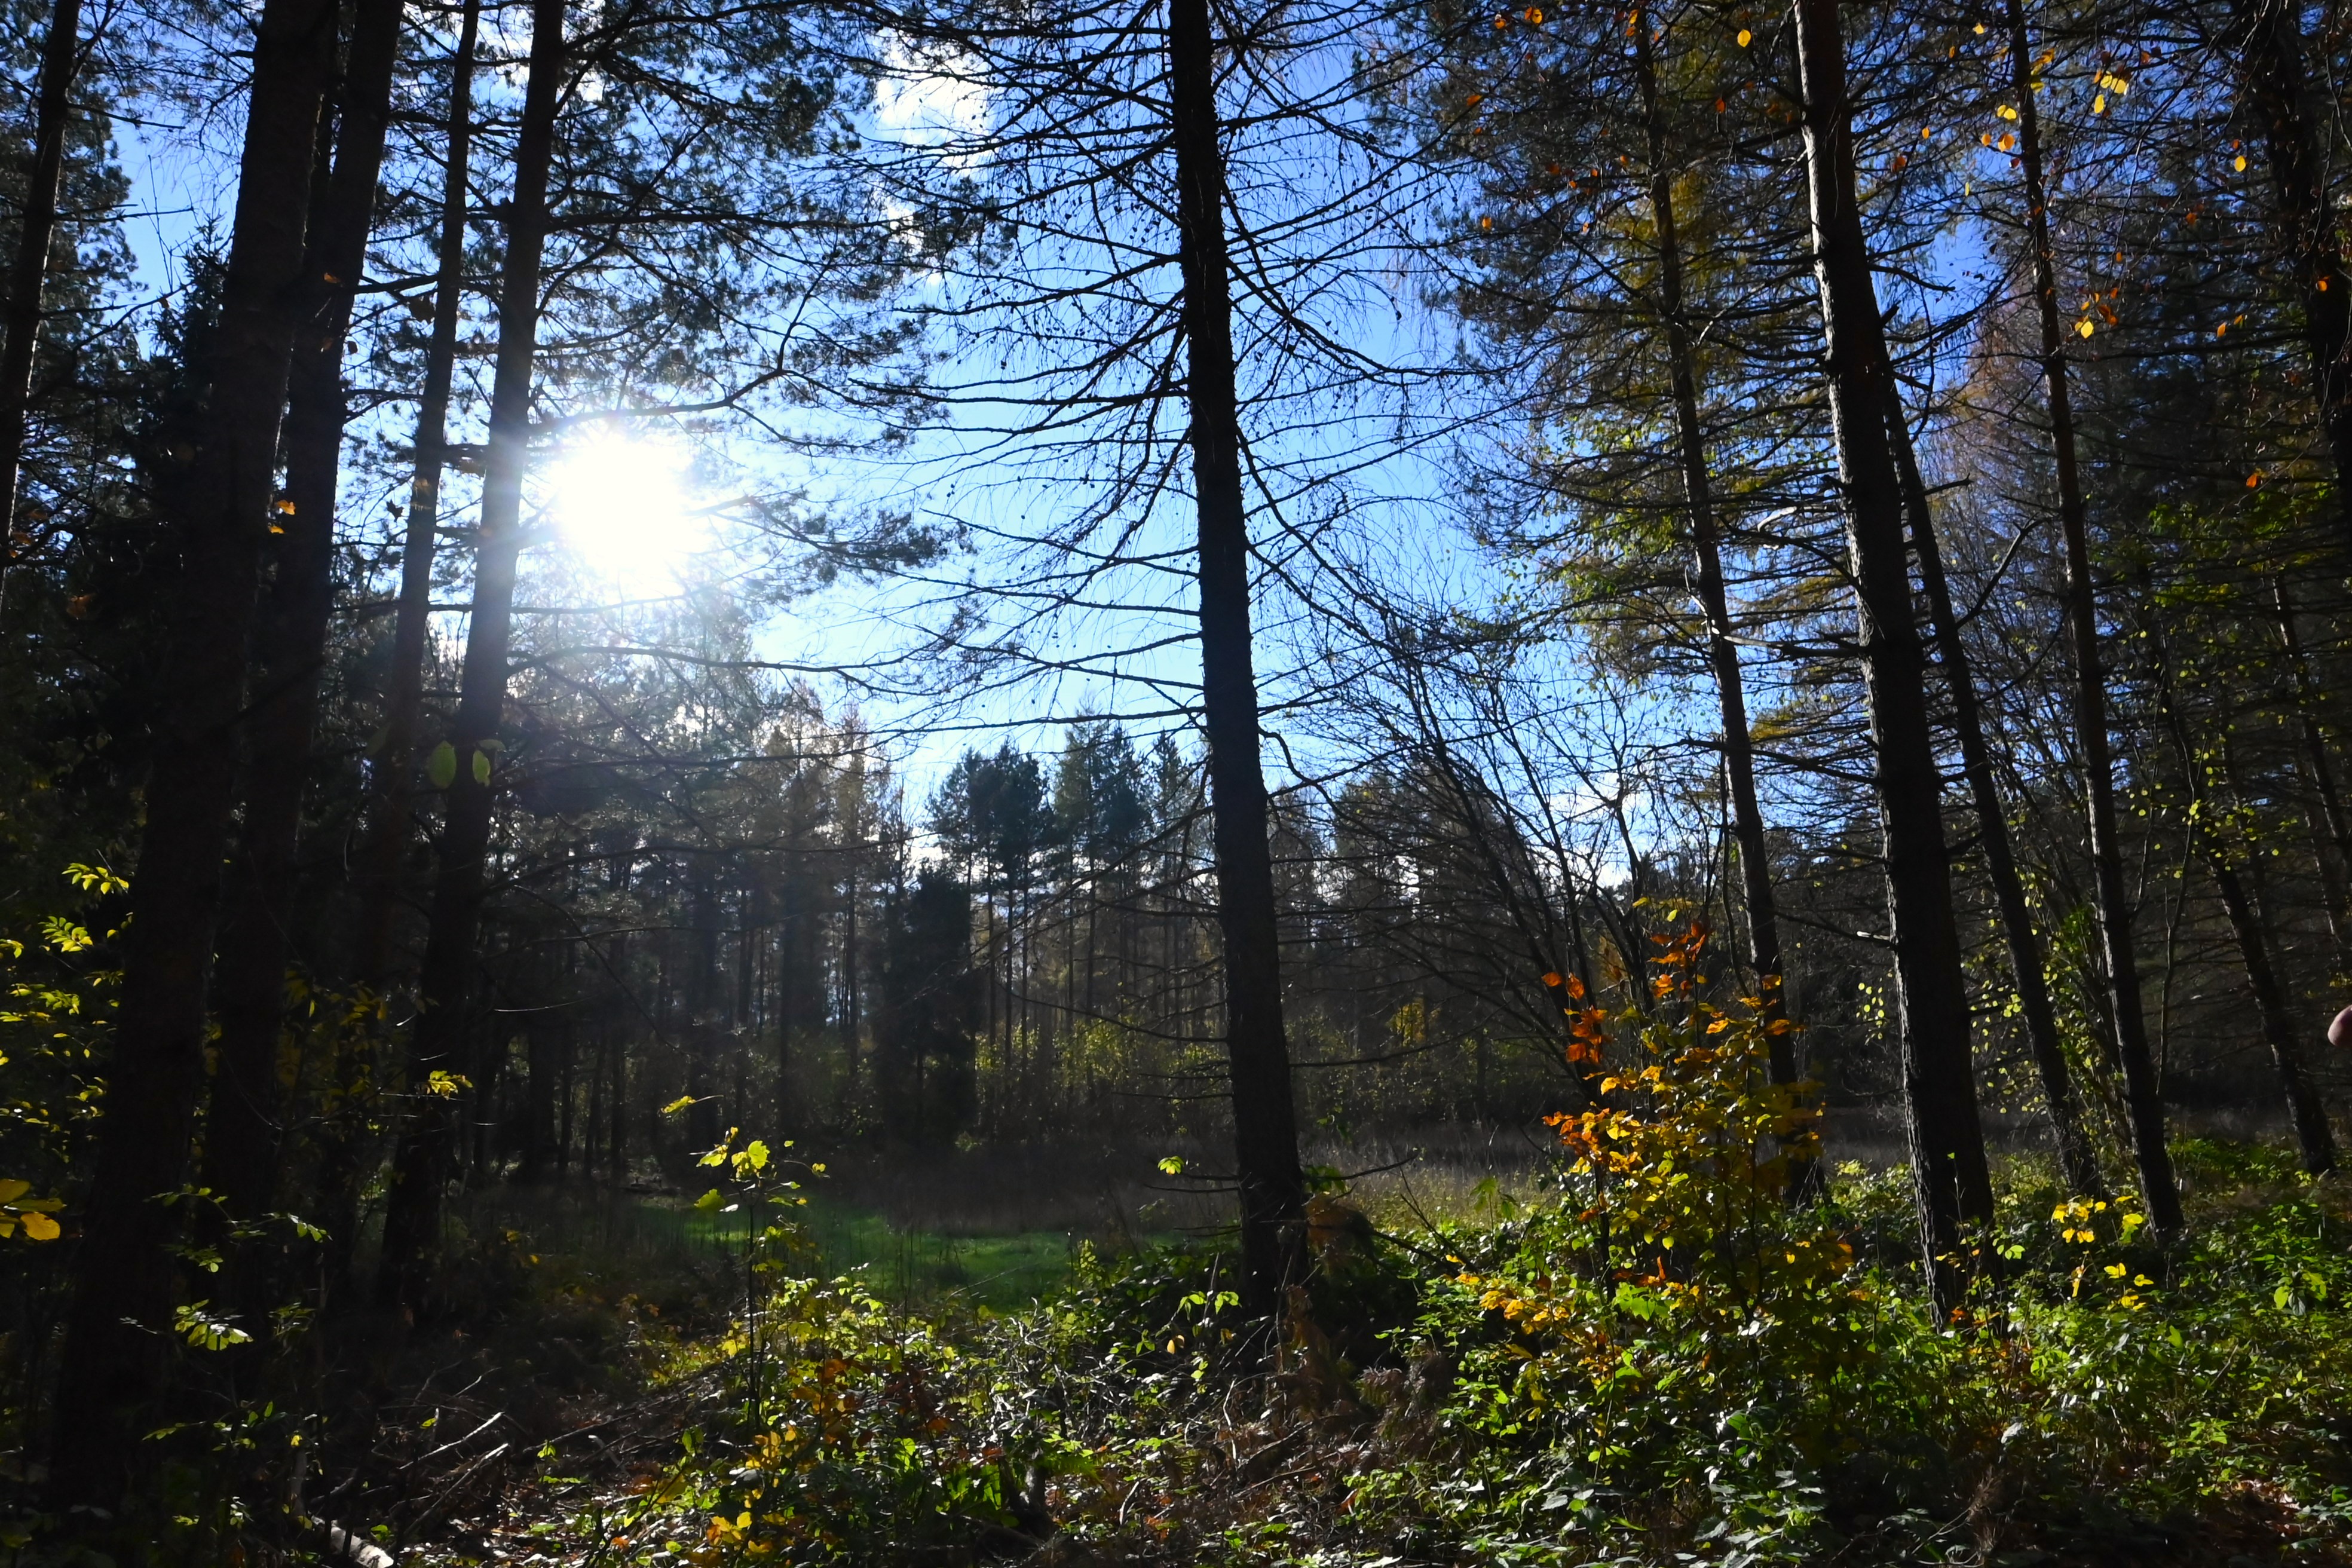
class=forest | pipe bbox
[2,0,2351,1558]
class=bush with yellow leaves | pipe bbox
[1409,923,1952,1558]
[1459,921,1855,1382]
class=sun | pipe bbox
[544,434,709,583]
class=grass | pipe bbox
[652,1190,1088,1310]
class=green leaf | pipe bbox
[427,742,457,788]
[174,1302,253,1351]
[471,749,492,785]
[695,1188,723,1212]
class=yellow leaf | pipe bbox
[20,1211,57,1241]
[0,1180,30,1206]
[2077,319,2093,338]
[1737,27,1751,45]
[2235,154,2248,172]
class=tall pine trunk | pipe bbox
[2234,0,2352,559]
[2271,578,2352,971]
[1885,392,2102,1196]
[1793,0,1992,1316]
[355,0,483,991]
[2002,0,2181,1230]
[377,0,566,1310]
[0,0,83,618]
[203,0,409,1292]
[43,0,340,1508]
[2145,641,2338,1172]
[1631,12,1806,1193]
[1166,0,1306,1317]
[2212,860,2336,1172]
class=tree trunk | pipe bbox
[376,0,566,1312]
[2213,858,2337,1172]
[523,1007,555,1184]
[1632,10,1808,1196]
[610,932,630,1177]
[2270,577,2352,972]
[1886,391,2103,1196]
[2002,0,2182,1231]
[0,0,84,621]
[1792,0,1992,1316]
[1166,0,1306,1317]
[688,862,721,1152]
[43,0,340,1509]
[2235,0,2352,558]
[354,0,484,993]
[2150,655,2339,1174]
[586,1021,607,1177]
[316,9,476,1276]
[557,997,576,1177]
[203,0,409,1288]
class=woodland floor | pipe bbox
[265,1135,2352,1568]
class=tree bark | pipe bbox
[43,0,340,1510]
[1631,10,1808,1197]
[2270,577,2352,972]
[1886,391,2103,1196]
[610,931,630,1175]
[203,0,409,1290]
[2150,656,2338,1174]
[2234,0,2352,558]
[1793,0,1992,1317]
[688,860,722,1152]
[354,0,483,993]
[377,0,566,1311]
[2213,859,2336,1172]
[0,0,84,620]
[2003,0,2182,1231]
[1166,0,1306,1317]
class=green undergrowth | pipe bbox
[679,1192,1086,1312]
[455,1178,1091,1314]
[416,1147,2352,1568]
[409,933,2352,1568]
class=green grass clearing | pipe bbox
[649,1191,1086,1310]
